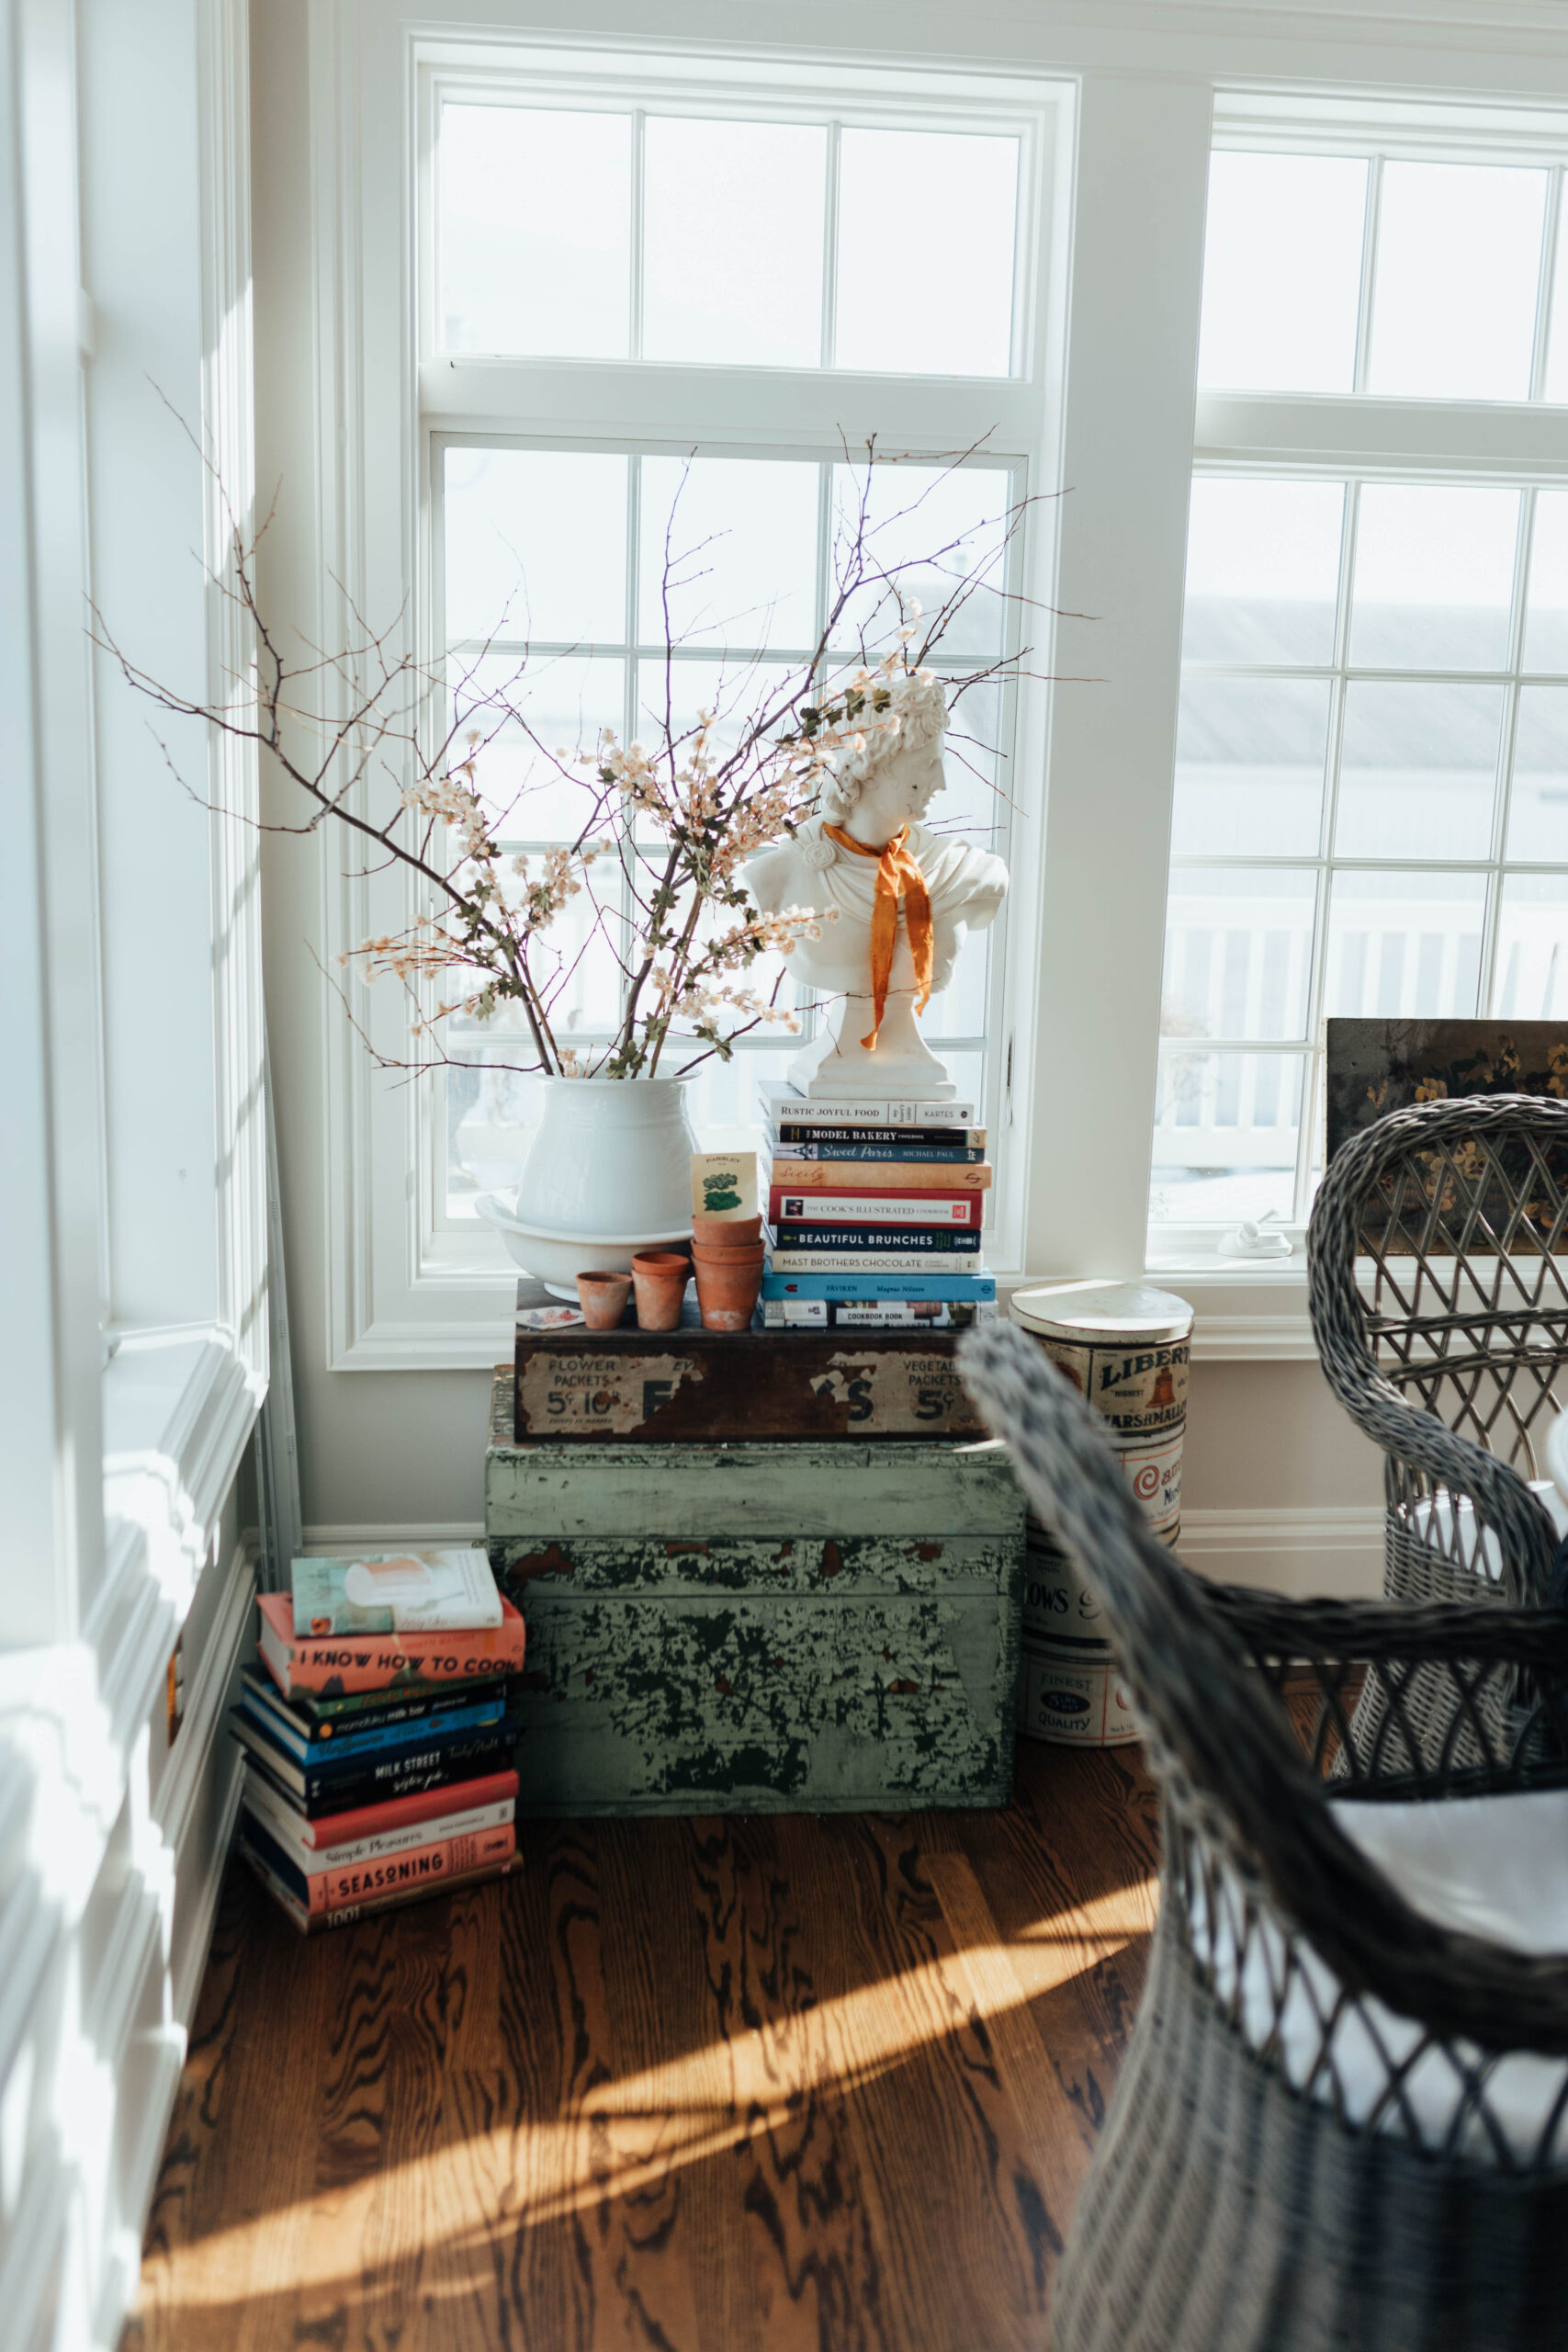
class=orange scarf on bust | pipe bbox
[821,822,933,1050]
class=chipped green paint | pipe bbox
[491,1532,1016,1598]
[483,1369,1026,1815]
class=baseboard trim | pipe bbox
[1179,1505,1383,1599]
[301,1521,487,1549]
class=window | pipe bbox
[1152,106,1568,1245]
[312,44,1066,1362]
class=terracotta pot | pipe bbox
[693,1248,765,1332]
[631,1250,691,1332]
[693,1238,767,1265]
[576,1270,631,1330]
[692,1211,761,1245]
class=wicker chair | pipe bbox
[1308,1093,1568,1608]
[960,1321,1568,2352]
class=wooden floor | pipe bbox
[124,1739,1160,2352]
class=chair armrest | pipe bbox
[1202,1584,1568,1675]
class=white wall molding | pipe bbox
[0,1537,255,2352]
[302,1519,487,1549]
[1181,1503,1384,1597]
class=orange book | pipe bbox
[255,1591,525,1698]
[239,1809,516,1914]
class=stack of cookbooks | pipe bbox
[232,1547,526,1933]
[758,1080,998,1330]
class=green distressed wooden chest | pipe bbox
[484,1370,1025,1816]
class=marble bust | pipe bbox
[746,670,1008,1101]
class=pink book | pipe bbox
[256,1590,525,1698]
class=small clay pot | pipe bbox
[576,1270,631,1330]
[693,1247,765,1332]
[692,1211,762,1245]
[631,1250,691,1332]
[693,1237,767,1264]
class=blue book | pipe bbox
[761,1266,996,1302]
[242,1680,506,1767]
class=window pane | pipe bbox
[628,656,799,841]
[1183,479,1344,665]
[1324,870,1486,1019]
[1349,484,1518,672]
[933,676,1008,843]
[445,447,627,647]
[1523,492,1568,672]
[1150,1050,1303,1226]
[642,117,825,368]
[1494,875,1568,1016]
[829,462,1012,660]
[1198,152,1367,395]
[1368,162,1546,402]
[1161,868,1316,1041]
[639,455,818,653]
[520,879,627,1036]
[923,930,989,1041]
[1172,676,1330,856]
[1506,686,1568,861]
[1335,682,1503,860]
[447,1057,547,1214]
[456,652,625,842]
[835,130,1018,376]
[440,107,630,359]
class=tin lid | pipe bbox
[1009,1278,1194,1344]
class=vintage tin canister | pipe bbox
[1017,1637,1139,1747]
[1009,1279,1194,1745]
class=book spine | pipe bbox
[770,1130,986,1153]
[243,1789,515,1872]
[761,1270,996,1301]
[766,1188,982,1227]
[243,1690,504,1765]
[286,1767,522,1849]
[259,1599,526,1695]
[299,1733,513,1813]
[766,1250,987,1273]
[761,1299,1000,1328]
[237,1836,517,1935]
[313,1825,516,1913]
[232,1711,513,1814]
[759,1091,976,1125]
[770,1225,982,1252]
[299,1677,511,1730]
[767,1156,991,1185]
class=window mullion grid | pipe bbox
[820,121,840,370]
[1482,484,1538,1014]
[1288,475,1359,1224]
[619,452,643,1028]
[629,111,646,363]
[1530,167,1561,404]
[1352,155,1383,397]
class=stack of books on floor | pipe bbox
[759,1080,998,1330]
[232,1547,526,1933]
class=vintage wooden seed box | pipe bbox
[484,1370,1025,1816]
[513,1282,987,1442]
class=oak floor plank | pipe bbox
[126,1739,1161,2352]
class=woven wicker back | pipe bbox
[1311,1094,1568,1478]
[959,1321,1568,2077]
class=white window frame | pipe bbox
[319,21,1073,1367]
[309,6,1568,1374]
[1150,90,1568,1283]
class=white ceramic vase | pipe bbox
[473,1076,698,1293]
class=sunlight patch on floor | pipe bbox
[135,1917,1147,2313]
